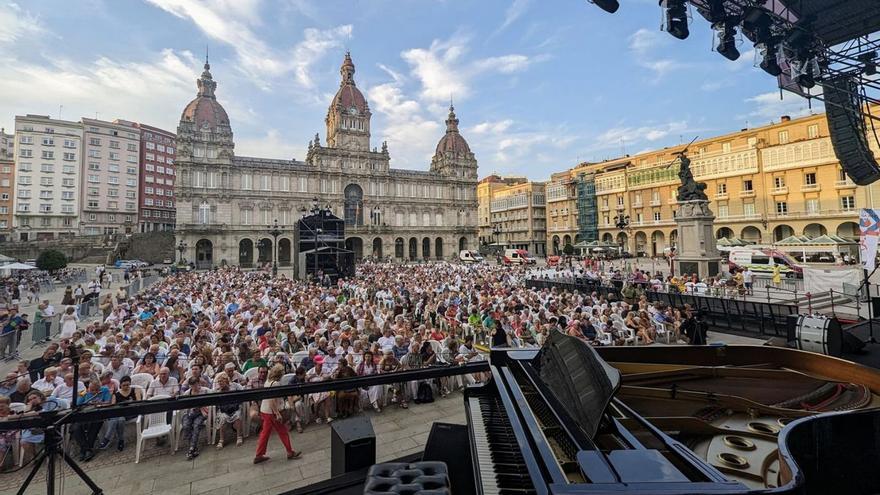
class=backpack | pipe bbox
[414,382,434,404]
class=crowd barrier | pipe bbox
[525,277,798,338]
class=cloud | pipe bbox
[236,129,305,160]
[0,1,44,44]
[592,120,692,150]
[145,0,351,91]
[627,28,688,79]
[0,49,200,131]
[742,91,821,122]
[367,82,441,167]
[291,25,353,89]
[401,35,543,102]
[496,0,531,33]
[469,120,514,135]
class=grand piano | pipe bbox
[461,331,880,495]
[293,331,880,495]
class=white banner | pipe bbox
[803,267,862,296]
[859,209,880,270]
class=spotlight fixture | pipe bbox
[859,51,878,76]
[792,57,817,88]
[714,20,740,61]
[758,41,782,76]
[740,7,772,44]
[660,0,689,40]
[588,0,619,14]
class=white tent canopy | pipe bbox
[3,262,35,270]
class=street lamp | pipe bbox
[176,240,188,265]
[267,218,282,277]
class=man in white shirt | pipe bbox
[33,367,64,394]
[106,354,132,381]
[743,268,754,295]
[51,373,85,403]
[146,367,179,398]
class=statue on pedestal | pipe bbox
[674,151,708,202]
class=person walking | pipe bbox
[772,264,782,288]
[253,364,301,464]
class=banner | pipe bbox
[859,209,880,270]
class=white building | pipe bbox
[13,115,83,241]
[80,118,140,235]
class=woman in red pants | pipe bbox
[254,364,302,464]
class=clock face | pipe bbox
[348,106,358,115]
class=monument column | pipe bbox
[670,150,722,279]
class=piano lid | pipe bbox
[536,330,621,439]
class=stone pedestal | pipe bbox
[674,200,722,279]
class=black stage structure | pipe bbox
[295,204,354,283]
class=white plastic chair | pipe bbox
[209,402,248,444]
[291,351,309,368]
[130,373,153,390]
[654,321,673,344]
[134,395,176,463]
[596,329,614,346]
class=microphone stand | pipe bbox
[17,345,104,495]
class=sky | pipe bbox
[0,0,822,179]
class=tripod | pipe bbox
[16,410,103,495]
[17,346,103,495]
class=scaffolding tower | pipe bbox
[576,173,598,244]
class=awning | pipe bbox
[3,262,36,270]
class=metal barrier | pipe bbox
[525,277,798,338]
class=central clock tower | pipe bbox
[325,52,371,151]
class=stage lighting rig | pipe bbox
[660,0,689,40]
[758,41,783,76]
[588,0,619,14]
[714,19,740,61]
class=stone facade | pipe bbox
[174,54,478,268]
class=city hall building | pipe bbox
[174,54,478,268]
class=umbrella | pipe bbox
[3,262,36,270]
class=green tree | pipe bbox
[36,249,67,271]
[562,243,575,256]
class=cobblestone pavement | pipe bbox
[3,388,467,495]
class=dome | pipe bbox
[181,60,230,130]
[435,105,470,155]
[330,52,369,115]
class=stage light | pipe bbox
[714,20,740,61]
[758,42,782,76]
[792,57,817,88]
[660,0,689,40]
[741,7,772,44]
[859,51,877,76]
[588,0,619,14]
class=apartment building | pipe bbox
[547,111,880,257]
[0,129,13,241]
[80,119,140,235]
[13,115,82,241]
[486,179,547,255]
[135,123,176,232]
[477,174,527,246]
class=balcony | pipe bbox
[600,205,610,211]
[650,199,662,206]
[800,183,821,192]
[714,193,728,200]
[771,187,788,195]
[835,179,857,189]
[739,190,756,198]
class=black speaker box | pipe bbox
[330,416,376,477]
[823,76,880,185]
[423,422,475,495]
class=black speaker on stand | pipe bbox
[330,416,376,477]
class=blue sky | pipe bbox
[0,0,820,179]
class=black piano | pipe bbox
[289,331,880,495]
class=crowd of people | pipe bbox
[0,259,707,470]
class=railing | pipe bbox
[739,190,756,197]
[835,180,857,188]
[771,186,789,194]
[800,183,821,192]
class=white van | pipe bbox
[459,250,484,263]
[502,249,536,265]
[728,248,803,277]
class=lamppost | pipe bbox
[267,218,282,277]
[614,214,630,256]
[176,240,188,265]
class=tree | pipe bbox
[562,243,575,256]
[36,249,67,271]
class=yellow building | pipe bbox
[477,175,547,255]
[547,111,880,257]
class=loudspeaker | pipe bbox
[423,423,475,495]
[330,416,376,477]
[843,329,868,353]
[823,76,880,185]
